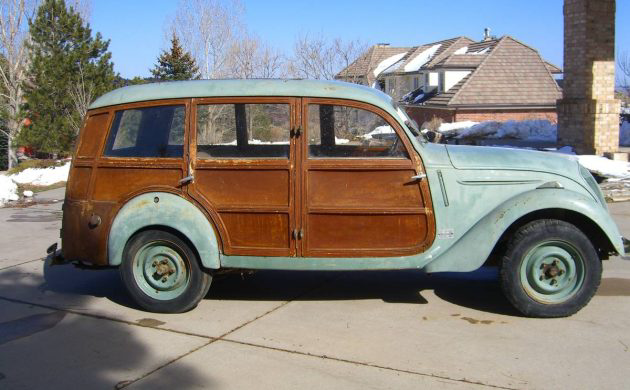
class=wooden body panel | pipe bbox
[188,97,298,257]
[299,98,435,257]
[63,95,436,265]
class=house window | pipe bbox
[438,72,445,92]
[424,73,429,86]
[413,77,419,89]
[388,78,395,94]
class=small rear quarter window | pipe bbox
[104,105,185,158]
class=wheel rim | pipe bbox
[519,240,585,304]
[132,240,190,300]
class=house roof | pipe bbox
[423,36,562,107]
[381,37,474,75]
[335,44,410,85]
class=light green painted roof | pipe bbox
[89,79,394,111]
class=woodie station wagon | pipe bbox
[50,79,629,317]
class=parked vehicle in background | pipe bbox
[51,79,628,317]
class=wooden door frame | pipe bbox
[299,97,436,257]
[188,97,301,257]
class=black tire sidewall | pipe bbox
[120,230,211,313]
[500,220,602,318]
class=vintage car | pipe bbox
[52,79,628,317]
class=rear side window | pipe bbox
[104,105,185,157]
[196,103,290,158]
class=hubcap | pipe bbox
[132,241,189,300]
[519,240,585,304]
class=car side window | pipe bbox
[103,105,185,157]
[196,103,290,159]
[307,104,409,158]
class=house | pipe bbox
[335,43,411,87]
[336,33,563,126]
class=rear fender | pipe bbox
[108,192,220,269]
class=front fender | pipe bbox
[424,188,624,272]
[108,192,220,269]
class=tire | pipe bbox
[499,219,601,318]
[120,230,212,313]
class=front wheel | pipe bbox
[120,230,212,313]
[500,220,601,318]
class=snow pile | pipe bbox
[436,121,479,136]
[362,125,394,140]
[574,155,630,179]
[10,161,70,186]
[0,175,18,206]
[621,120,630,146]
[373,52,407,77]
[404,44,441,72]
[436,120,557,141]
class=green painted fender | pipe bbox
[108,192,220,269]
[424,188,624,273]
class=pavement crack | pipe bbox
[219,337,516,390]
[118,275,343,388]
[115,339,217,390]
[0,257,46,271]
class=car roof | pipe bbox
[89,79,395,111]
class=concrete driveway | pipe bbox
[1,187,629,389]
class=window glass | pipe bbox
[307,104,409,158]
[196,103,290,158]
[104,105,185,157]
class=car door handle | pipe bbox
[178,175,194,186]
[410,174,427,181]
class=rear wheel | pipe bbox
[500,219,601,318]
[120,230,211,313]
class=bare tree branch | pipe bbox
[289,33,367,82]
[168,0,244,79]
[230,33,286,79]
[618,50,630,96]
[66,62,94,136]
[0,0,37,169]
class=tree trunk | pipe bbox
[7,136,14,170]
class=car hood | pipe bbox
[445,145,579,177]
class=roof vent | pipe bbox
[483,28,491,41]
[377,43,390,46]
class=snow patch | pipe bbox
[575,155,630,179]
[404,44,441,72]
[435,120,557,141]
[362,125,394,140]
[453,46,468,55]
[0,175,18,206]
[10,162,71,186]
[469,47,489,55]
[373,52,407,77]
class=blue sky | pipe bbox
[89,0,630,79]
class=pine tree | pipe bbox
[151,34,200,81]
[20,0,116,155]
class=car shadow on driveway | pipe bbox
[35,260,523,316]
[207,267,524,316]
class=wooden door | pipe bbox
[299,98,435,257]
[189,98,300,257]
